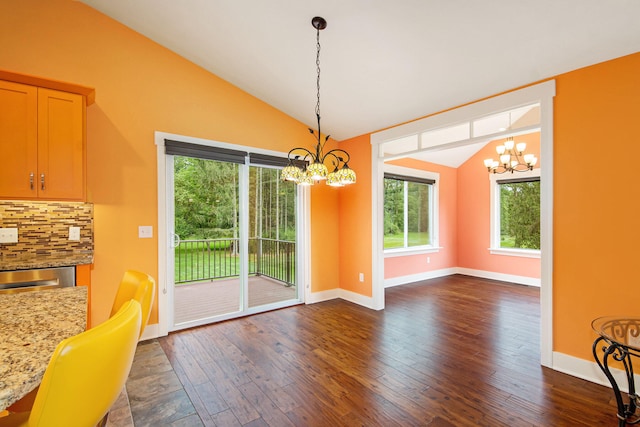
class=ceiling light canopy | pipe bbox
[281,16,356,187]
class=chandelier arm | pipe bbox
[511,164,534,172]
[324,148,351,164]
[287,147,316,163]
[511,151,524,164]
[509,150,535,170]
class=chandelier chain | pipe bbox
[280,16,356,187]
[315,26,321,119]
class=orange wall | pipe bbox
[383,158,458,279]
[457,133,541,278]
[338,134,373,295]
[341,52,640,364]
[4,0,640,366]
[554,52,640,360]
[0,0,341,324]
[335,50,640,365]
[309,158,340,293]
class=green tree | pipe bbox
[175,158,296,242]
[174,156,238,239]
[249,167,296,241]
[500,180,540,249]
[407,181,429,246]
[384,179,404,238]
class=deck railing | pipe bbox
[175,238,295,286]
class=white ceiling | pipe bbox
[80,0,640,145]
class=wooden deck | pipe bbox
[174,276,297,324]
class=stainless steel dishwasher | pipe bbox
[0,266,76,294]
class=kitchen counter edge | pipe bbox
[0,253,94,272]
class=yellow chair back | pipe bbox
[0,300,142,427]
[110,270,156,338]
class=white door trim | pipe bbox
[370,80,556,367]
[155,131,308,335]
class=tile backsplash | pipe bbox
[0,200,93,258]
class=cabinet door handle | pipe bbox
[40,173,45,191]
[30,173,34,190]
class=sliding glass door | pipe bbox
[247,165,297,309]
[165,141,302,331]
[172,156,242,324]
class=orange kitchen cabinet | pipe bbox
[0,80,86,201]
[0,80,38,199]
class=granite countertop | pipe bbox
[0,286,88,410]
[0,252,93,272]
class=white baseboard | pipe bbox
[553,351,638,393]
[384,268,458,288]
[306,287,376,309]
[337,288,376,309]
[140,323,162,341]
[455,267,541,287]
[306,288,341,304]
[384,267,540,289]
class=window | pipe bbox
[490,169,540,257]
[383,166,438,252]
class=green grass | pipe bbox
[500,235,540,250]
[500,236,516,248]
[175,251,243,283]
[174,249,294,285]
[384,232,430,249]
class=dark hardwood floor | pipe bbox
[124,275,617,426]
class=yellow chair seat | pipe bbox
[0,300,142,427]
[111,270,156,338]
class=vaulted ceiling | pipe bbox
[80,1,640,144]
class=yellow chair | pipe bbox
[0,300,142,427]
[110,270,156,338]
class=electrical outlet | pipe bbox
[69,226,80,241]
[0,228,18,243]
[359,272,365,282]
[138,225,153,239]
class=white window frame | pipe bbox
[383,164,440,257]
[489,168,541,258]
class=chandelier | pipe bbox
[483,137,538,174]
[281,16,356,187]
